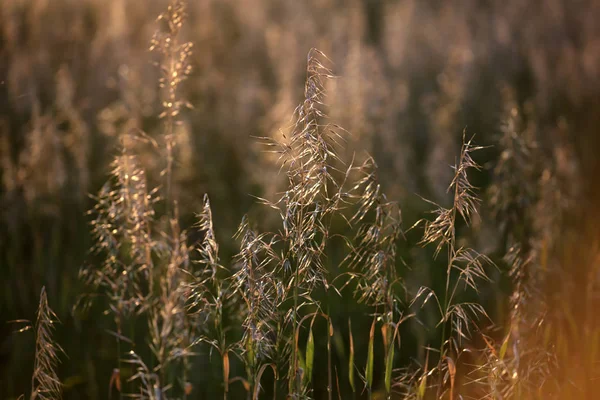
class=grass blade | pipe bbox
[253,363,276,400]
[305,324,315,385]
[384,340,394,395]
[499,331,511,361]
[445,356,456,400]
[348,319,356,393]
[366,318,376,391]
[223,351,230,397]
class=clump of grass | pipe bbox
[81,1,197,398]
[344,156,407,399]
[187,194,236,400]
[75,20,542,399]
[230,216,278,399]
[347,157,403,317]
[411,132,493,398]
[77,38,508,400]
[124,0,197,394]
[254,48,351,398]
[80,140,158,397]
[85,141,157,301]
[483,95,556,399]
[30,287,63,400]
[147,212,193,397]
[4,1,598,399]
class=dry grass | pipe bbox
[2,0,600,399]
[30,287,63,400]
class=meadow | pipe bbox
[1,0,599,399]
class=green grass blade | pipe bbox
[384,340,394,394]
[348,319,355,392]
[366,319,376,390]
[305,326,315,385]
[499,331,510,361]
[418,374,427,400]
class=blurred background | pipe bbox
[1,0,599,398]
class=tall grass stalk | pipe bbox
[256,48,348,398]
[150,0,193,216]
[82,142,158,398]
[30,287,63,400]
[414,132,492,397]
[231,216,278,399]
[345,157,405,398]
[187,195,235,400]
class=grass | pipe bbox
[30,287,63,400]
[2,0,600,399]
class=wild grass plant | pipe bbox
[30,287,63,400]
[2,0,600,399]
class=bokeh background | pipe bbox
[1,0,599,398]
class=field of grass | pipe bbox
[1,0,600,399]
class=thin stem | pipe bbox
[116,319,123,400]
[290,262,300,396]
[183,358,188,400]
[437,152,461,398]
[327,310,332,400]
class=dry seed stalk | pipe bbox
[81,142,159,398]
[256,48,347,396]
[31,287,63,400]
[347,157,403,322]
[188,195,235,400]
[485,98,555,398]
[413,132,492,396]
[150,0,193,212]
[231,216,278,397]
[345,157,406,398]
